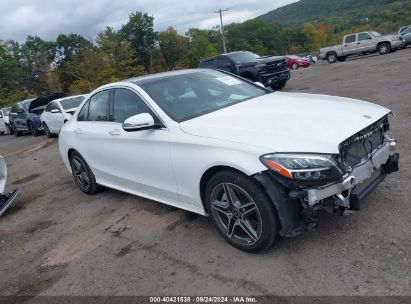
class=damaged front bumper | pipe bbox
[304,140,397,209]
[254,139,399,237]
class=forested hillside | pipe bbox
[258,0,411,34]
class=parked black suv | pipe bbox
[9,93,65,137]
[199,51,290,89]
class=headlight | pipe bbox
[260,153,344,180]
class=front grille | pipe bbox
[339,116,389,168]
[264,59,288,73]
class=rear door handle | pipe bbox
[74,128,82,134]
[109,129,121,136]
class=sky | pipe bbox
[0,0,299,42]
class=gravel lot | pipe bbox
[0,48,410,297]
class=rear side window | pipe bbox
[200,59,217,68]
[345,35,356,44]
[217,57,232,68]
[112,89,152,123]
[88,91,110,121]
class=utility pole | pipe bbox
[215,8,228,53]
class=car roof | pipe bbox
[122,69,210,86]
[200,51,249,62]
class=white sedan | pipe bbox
[58,69,399,252]
[41,94,88,137]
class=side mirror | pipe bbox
[51,109,61,113]
[122,113,160,132]
[254,82,265,88]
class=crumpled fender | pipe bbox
[0,155,7,194]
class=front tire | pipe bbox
[327,52,338,64]
[378,42,391,55]
[43,122,53,138]
[291,63,299,70]
[270,81,286,90]
[70,151,100,194]
[28,121,40,137]
[205,170,279,252]
[6,124,13,135]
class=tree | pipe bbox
[66,29,146,94]
[159,27,189,70]
[19,35,57,94]
[119,12,157,72]
[185,28,218,67]
[0,41,30,106]
[302,23,329,52]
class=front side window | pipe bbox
[141,70,268,122]
[51,102,61,113]
[112,89,152,123]
[44,102,53,112]
[201,59,217,68]
[358,33,372,41]
[345,35,356,44]
[369,31,381,38]
[88,91,110,121]
[217,57,232,68]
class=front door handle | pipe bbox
[109,129,121,136]
[74,128,82,134]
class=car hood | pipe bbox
[28,93,66,113]
[179,92,391,154]
[239,56,286,67]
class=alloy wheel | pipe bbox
[210,183,262,246]
[71,156,90,192]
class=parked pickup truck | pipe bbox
[319,31,404,64]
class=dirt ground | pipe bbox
[0,48,410,297]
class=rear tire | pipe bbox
[28,121,40,137]
[378,42,391,55]
[205,170,279,252]
[327,52,337,64]
[291,63,299,70]
[69,151,101,194]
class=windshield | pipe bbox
[227,51,260,63]
[141,70,268,122]
[370,31,381,37]
[2,108,10,116]
[60,96,85,110]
